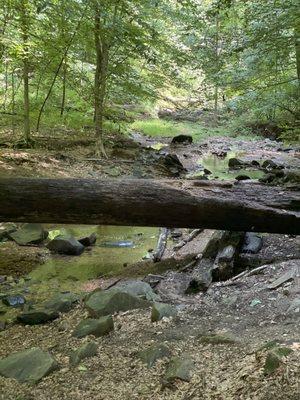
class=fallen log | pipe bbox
[0,178,299,234]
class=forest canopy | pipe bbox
[0,0,299,151]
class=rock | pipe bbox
[115,280,160,302]
[241,232,263,254]
[72,316,114,338]
[137,343,171,368]
[43,292,80,313]
[228,158,244,168]
[17,309,59,325]
[0,347,58,383]
[235,175,251,181]
[151,302,177,322]
[286,298,300,315]
[203,168,212,175]
[2,294,26,308]
[160,154,186,176]
[47,235,85,255]
[198,333,238,344]
[267,268,296,290]
[84,288,150,318]
[262,159,282,170]
[163,356,194,383]
[0,321,6,331]
[264,347,293,375]
[8,223,48,246]
[69,341,98,366]
[187,258,214,293]
[0,224,17,242]
[251,160,260,166]
[78,233,97,247]
[171,135,193,145]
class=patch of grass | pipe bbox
[130,118,259,142]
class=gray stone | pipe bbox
[0,321,6,331]
[85,288,150,318]
[241,232,263,254]
[17,309,59,325]
[115,280,160,302]
[2,294,26,308]
[0,347,58,383]
[137,343,170,368]
[43,292,80,313]
[228,158,244,169]
[163,356,194,383]
[151,302,177,322]
[286,298,300,314]
[69,341,98,366]
[72,316,114,338]
[187,258,213,293]
[47,236,85,255]
[9,224,48,245]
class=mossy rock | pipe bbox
[264,347,293,375]
[151,303,177,322]
[69,341,98,366]
[137,343,171,368]
[72,316,114,338]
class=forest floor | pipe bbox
[0,121,299,399]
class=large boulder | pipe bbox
[72,316,114,338]
[47,236,85,255]
[0,347,58,383]
[9,223,48,246]
[84,288,150,318]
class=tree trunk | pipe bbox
[0,178,298,234]
[94,4,108,157]
[60,57,67,116]
[21,1,31,145]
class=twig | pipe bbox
[153,228,169,262]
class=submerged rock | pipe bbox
[137,343,170,368]
[2,294,26,308]
[228,158,245,169]
[85,288,150,318]
[78,233,97,247]
[9,223,48,246]
[17,309,59,325]
[151,302,177,322]
[72,316,114,338]
[47,236,85,255]
[163,356,194,383]
[0,347,58,383]
[69,341,98,366]
[198,333,238,345]
[235,174,251,181]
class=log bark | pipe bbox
[0,178,299,234]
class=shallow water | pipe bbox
[188,151,265,180]
[30,225,158,284]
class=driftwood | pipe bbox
[173,229,203,251]
[0,178,299,234]
[153,228,169,262]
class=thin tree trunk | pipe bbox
[22,4,31,146]
[11,70,16,135]
[214,15,220,116]
[94,3,108,157]
[60,57,67,116]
